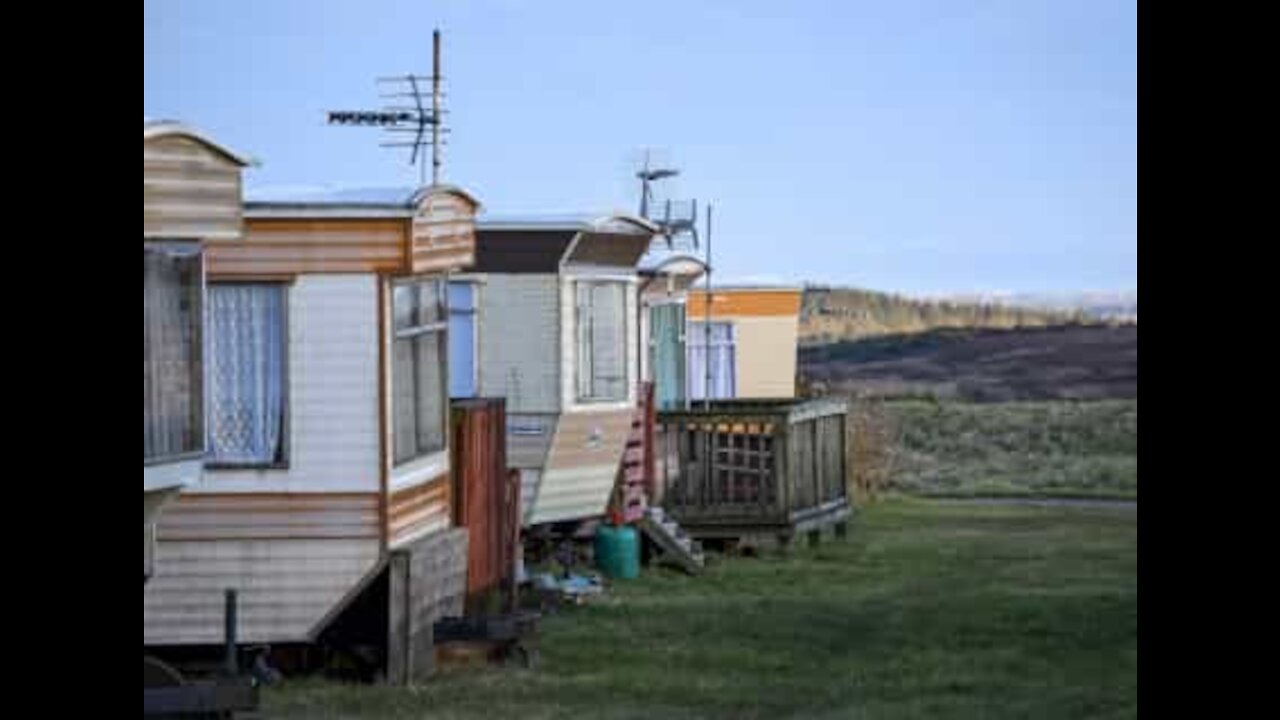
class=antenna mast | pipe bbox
[635,150,698,250]
[325,28,450,186]
[431,29,442,185]
[704,203,713,410]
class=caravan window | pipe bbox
[144,242,204,464]
[392,278,447,465]
[207,284,288,466]
[688,321,736,399]
[448,281,477,398]
[575,280,628,402]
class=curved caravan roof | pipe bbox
[639,251,708,278]
[477,212,658,235]
[244,184,483,219]
[144,119,257,167]
[145,119,253,240]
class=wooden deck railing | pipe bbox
[655,398,850,537]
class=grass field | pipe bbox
[871,399,1137,500]
[264,499,1137,719]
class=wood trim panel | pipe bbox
[387,474,452,545]
[208,218,409,277]
[156,492,381,541]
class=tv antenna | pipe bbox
[636,150,700,250]
[326,29,449,185]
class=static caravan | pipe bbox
[449,214,659,527]
[144,121,253,582]
[144,185,481,683]
[636,248,708,412]
[685,286,804,400]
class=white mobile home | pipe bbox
[449,214,659,526]
[144,185,481,682]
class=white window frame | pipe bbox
[391,277,449,466]
[574,279,629,403]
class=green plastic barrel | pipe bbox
[594,524,640,579]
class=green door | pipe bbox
[649,303,687,411]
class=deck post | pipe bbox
[223,588,238,677]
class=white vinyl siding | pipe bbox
[478,275,561,413]
[197,275,380,493]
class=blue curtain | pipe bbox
[208,285,286,464]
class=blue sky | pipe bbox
[144,0,1135,295]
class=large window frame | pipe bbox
[205,282,291,469]
[391,277,449,466]
[144,240,205,466]
[575,280,629,403]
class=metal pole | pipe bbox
[224,588,239,676]
[431,29,442,185]
[704,203,713,412]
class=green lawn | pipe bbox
[879,400,1137,500]
[265,499,1137,719]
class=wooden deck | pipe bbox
[655,398,851,540]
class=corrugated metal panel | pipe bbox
[198,275,381,493]
[145,538,380,645]
[527,408,633,525]
[506,413,556,468]
[451,398,518,603]
[388,476,452,547]
[145,135,244,240]
[477,275,561,413]
[209,219,406,277]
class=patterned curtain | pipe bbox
[688,322,735,400]
[207,285,286,464]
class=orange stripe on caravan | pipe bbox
[686,289,802,318]
[243,218,408,235]
[157,492,381,541]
